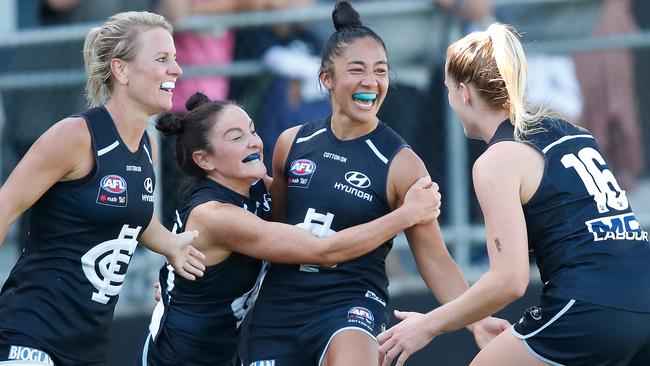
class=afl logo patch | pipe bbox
[101,175,127,194]
[290,159,316,176]
[347,306,375,331]
[97,174,128,207]
[345,171,371,188]
[288,159,316,189]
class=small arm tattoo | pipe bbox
[494,238,502,252]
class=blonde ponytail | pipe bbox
[447,23,549,141]
[488,23,548,140]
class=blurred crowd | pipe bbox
[0,0,649,260]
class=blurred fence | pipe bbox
[0,0,649,319]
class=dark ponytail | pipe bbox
[155,92,234,178]
[320,1,387,78]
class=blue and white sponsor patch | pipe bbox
[6,345,54,365]
[288,159,316,188]
[97,174,128,207]
[347,306,374,331]
[250,360,275,366]
[585,213,648,242]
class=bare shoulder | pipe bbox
[276,125,302,146]
[388,148,429,185]
[38,116,92,162]
[272,125,303,175]
[188,200,263,241]
[473,141,544,201]
[49,117,94,180]
[49,116,92,146]
[387,147,429,207]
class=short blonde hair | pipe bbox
[83,11,173,107]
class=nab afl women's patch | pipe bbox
[288,159,316,188]
[96,174,128,207]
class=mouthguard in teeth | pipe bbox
[352,93,377,101]
[243,153,260,163]
[160,81,175,89]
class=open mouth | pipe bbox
[242,152,261,164]
[160,81,175,92]
[352,93,378,108]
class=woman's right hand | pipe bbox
[402,176,441,225]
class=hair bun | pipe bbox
[155,112,184,137]
[185,92,211,111]
[333,1,362,31]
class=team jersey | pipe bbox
[489,119,650,312]
[0,106,156,364]
[251,116,408,329]
[146,178,270,364]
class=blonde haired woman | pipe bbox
[0,11,205,365]
[378,23,650,366]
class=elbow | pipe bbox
[502,273,529,302]
[492,269,528,304]
[316,248,339,267]
[502,281,527,302]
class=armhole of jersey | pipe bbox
[387,144,410,163]
[54,115,100,189]
[282,124,308,177]
[143,130,154,165]
[522,140,548,208]
[381,144,410,212]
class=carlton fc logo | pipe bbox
[345,171,371,188]
[81,224,141,304]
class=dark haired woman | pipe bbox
[137,92,441,366]
[246,2,509,365]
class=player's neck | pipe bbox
[104,99,150,152]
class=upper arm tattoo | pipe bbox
[494,237,502,252]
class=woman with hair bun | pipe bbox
[246,2,508,365]
[0,11,205,366]
[138,92,441,366]
[378,23,650,366]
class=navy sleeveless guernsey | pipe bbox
[0,107,156,364]
[143,178,270,365]
[251,116,409,330]
[489,119,650,312]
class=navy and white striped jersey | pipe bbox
[146,178,270,364]
[489,119,650,312]
[0,107,156,364]
[251,117,408,329]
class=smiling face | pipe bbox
[321,36,389,126]
[122,27,182,115]
[201,105,266,190]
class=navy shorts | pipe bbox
[138,332,241,366]
[511,294,650,366]
[247,298,387,366]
